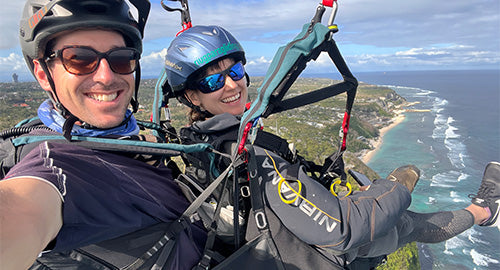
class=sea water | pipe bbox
[354,70,500,270]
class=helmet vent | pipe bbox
[201,30,216,36]
[32,6,54,17]
[82,3,109,14]
[178,46,190,52]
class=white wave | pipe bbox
[417,139,423,144]
[458,172,469,182]
[414,89,436,96]
[430,170,467,188]
[459,153,467,166]
[468,234,488,245]
[444,236,469,256]
[449,191,467,202]
[452,197,467,203]
[444,249,454,255]
[470,249,500,266]
[432,97,449,111]
[430,182,455,188]
[445,140,467,168]
[445,123,460,139]
[432,114,448,139]
[426,197,436,204]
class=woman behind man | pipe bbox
[161,25,499,268]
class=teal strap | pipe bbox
[240,23,331,133]
[12,135,212,154]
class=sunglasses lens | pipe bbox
[61,47,97,75]
[197,62,246,93]
[198,74,225,93]
[108,49,139,74]
[229,62,245,81]
[60,47,138,75]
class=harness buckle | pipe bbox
[255,211,268,230]
[240,185,251,197]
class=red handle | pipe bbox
[322,0,336,7]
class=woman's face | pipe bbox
[187,58,248,116]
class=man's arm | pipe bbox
[0,178,62,270]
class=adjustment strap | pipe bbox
[246,145,269,231]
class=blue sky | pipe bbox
[1,0,499,82]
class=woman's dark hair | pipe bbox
[187,109,206,124]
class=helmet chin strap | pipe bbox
[178,94,213,119]
[38,60,140,141]
[39,60,77,140]
[38,60,71,117]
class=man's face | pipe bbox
[34,29,135,129]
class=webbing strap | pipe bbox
[237,22,357,156]
[246,145,269,231]
[180,164,233,218]
[238,22,332,140]
[122,219,189,270]
[12,135,212,156]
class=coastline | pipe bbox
[360,111,406,164]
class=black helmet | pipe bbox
[19,0,150,129]
[164,25,246,99]
[20,0,150,75]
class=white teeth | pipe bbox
[88,92,118,102]
[222,93,240,103]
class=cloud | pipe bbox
[0,53,29,72]
[0,0,498,77]
[346,44,500,71]
[140,48,168,78]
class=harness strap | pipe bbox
[12,135,212,157]
[122,219,189,270]
[246,145,269,231]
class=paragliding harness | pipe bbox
[0,119,217,270]
[153,1,386,269]
[0,118,222,270]
[0,116,201,178]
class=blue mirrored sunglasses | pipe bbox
[196,61,245,93]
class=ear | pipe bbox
[185,89,201,106]
[33,59,53,92]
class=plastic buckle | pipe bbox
[255,211,268,230]
[240,185,251,197]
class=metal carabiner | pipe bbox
[311,1,339,33]
[322,0,339,26]
[330,178,352,197]
[161,0,192,34]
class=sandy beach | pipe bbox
[360,112,406,164]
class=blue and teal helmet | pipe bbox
[164,25,246,99]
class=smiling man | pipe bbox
[35,30,136,129]
[0,1,207,269]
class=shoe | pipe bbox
[469,161,500,227]
[387,165,420,193]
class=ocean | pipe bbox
[353,70,499,269]
[304,69,499,269]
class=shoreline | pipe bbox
[360,111,406,164]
